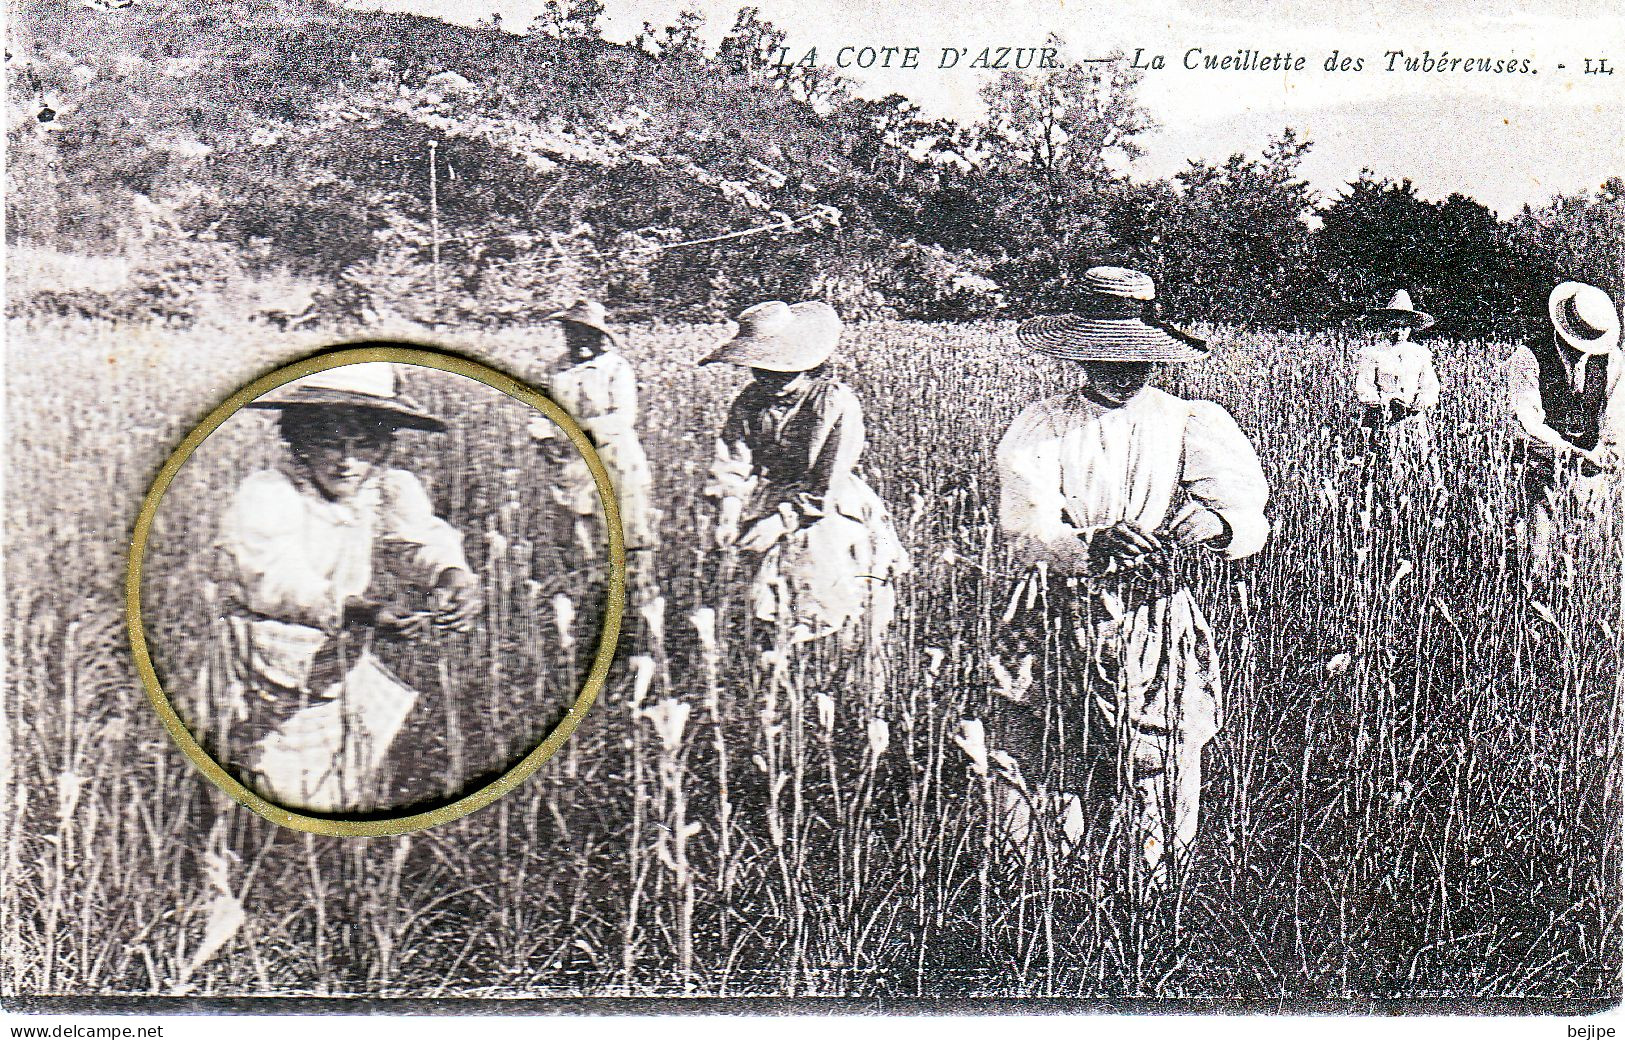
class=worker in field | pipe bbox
[699,300,910,653]
[1354,289,1442,486]
[1509,280,1624,573]
[527,299,661,595]
[991,266,1270,893]
[204,363,482,813]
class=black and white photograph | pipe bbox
[3,0,1623,1017]
[137,357,616,817]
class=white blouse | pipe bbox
[548,351,641,441]
[215,465,469,692]
[996,386,1270,575]
[1355,341,1441,412]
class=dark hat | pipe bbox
[246,363,447,432]
[1016,267,1208,364]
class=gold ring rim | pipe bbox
[125,344,627,837]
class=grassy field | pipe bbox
[3,313,1620,1003]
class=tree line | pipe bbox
[7,0,1621,339]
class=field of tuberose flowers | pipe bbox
[3,313,1619,1005]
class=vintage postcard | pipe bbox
[3,0,1622,1015]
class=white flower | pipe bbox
[643,698,691,752]
[1388,558,1414,593]
[866,718,890,762]
[56,770,82,822]
[552,593,576,648]
[952,719,989,777]
[640,596,667,647]
[629,655,655,708]
[690,607,717,655]
[1324,652,1353,676]
[814,692,835,734]
[1530,600,1559,630]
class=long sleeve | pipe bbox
[1354,347,1383,407]
[1413,350,1441,411]
[375,469,470,583]
[216,471,346,631]
[996,403,1093,573]
[544,366,584,420]
[1181,402,1271,561]
[605,355,639,419]
[1605,353,1625,450]
[793,383,865,508]
[705,397,757,503]
[1508,345,1574,454]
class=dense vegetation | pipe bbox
[5,0,1621,1003]
[5,317,1620,1001]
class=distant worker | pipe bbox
[1354,289,1441,485]
[528,299,660,595]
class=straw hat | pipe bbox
[1548,281,1620,356]
[545,298,620,346]
[1016,267,1207,364]
[246,363,447,432]
[1362,289,1435,331]
[700,301,842,372]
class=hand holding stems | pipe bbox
[1088,509,1230,574]
[1572,445,1617,477]
[1167,507,1230,549]
[528,415,572,464]
[344,597,432,639]
[431,567,482,632]
[1090,520,1164,571]
[734,503,800,553]
[339,568,481,641]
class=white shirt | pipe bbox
[548,351,640,441]
[215,465,469,691]
[1355,340,1441,411]
[996,387,1270,575]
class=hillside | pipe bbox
[6,0,1622,333]
[7,0,989,325]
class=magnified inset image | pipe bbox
[137,356,617,819]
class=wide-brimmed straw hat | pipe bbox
[246,362,447,432]
[1361,289,1435,331]
[1548,281,1620,356]
[700,300,842,372]
[1016,267,1207,364]
[545,298,620,346]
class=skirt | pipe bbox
[746,477,910,646]
[550,427,660,552]
[249,651,419,813]
[992,570,1222,791]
